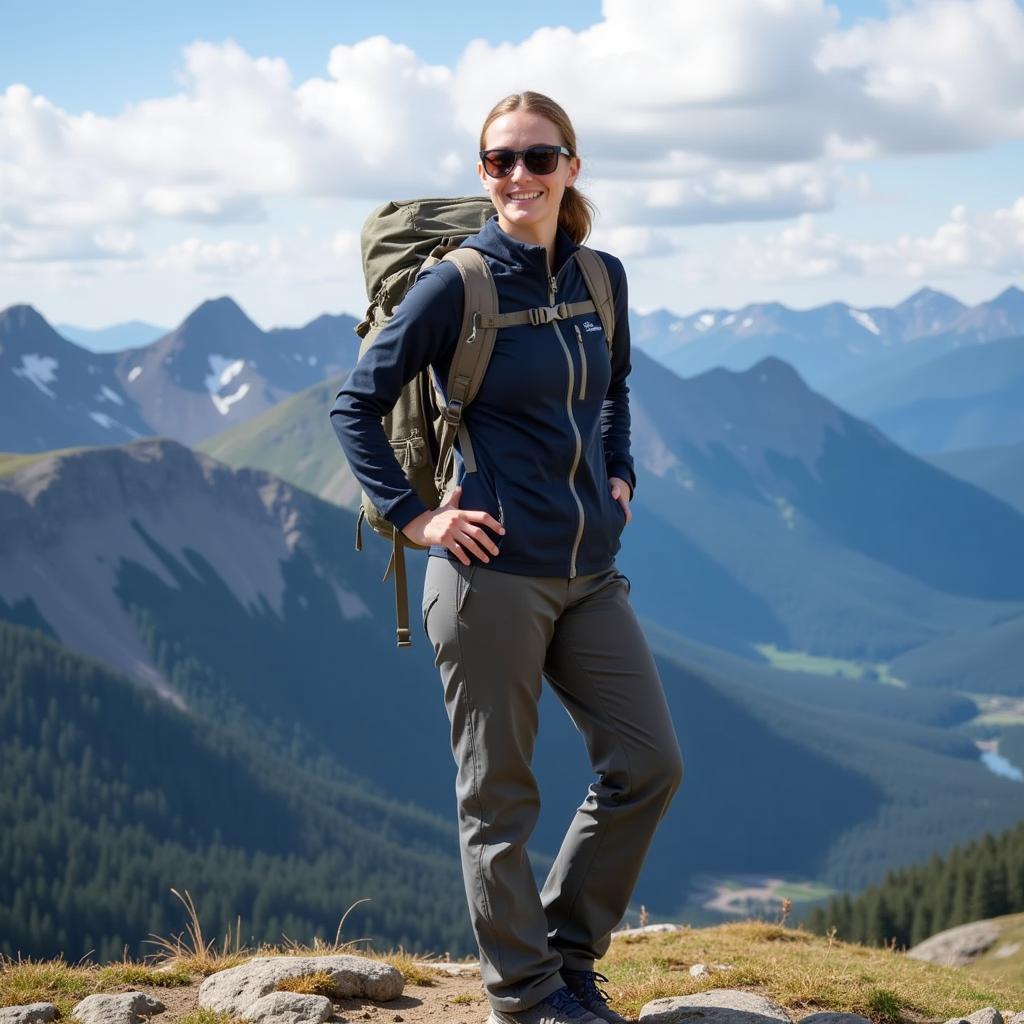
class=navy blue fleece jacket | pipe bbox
[329,216,636,578]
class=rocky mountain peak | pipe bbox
[175,296,262,345]
[0,303,77,355]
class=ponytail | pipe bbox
[559,185,595,245]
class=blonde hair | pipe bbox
[479,91,595,244]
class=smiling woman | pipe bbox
[330,90,684,1024]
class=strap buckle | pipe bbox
[528,302,570,326]
[442,397,464,426]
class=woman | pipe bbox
[331,92,683,1024]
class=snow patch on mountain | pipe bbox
[12,354,59,398]
[206,355,250,415]
[99,386,124,405]
[89,411,119,430]
[212,384,250,415]
[127,366,143,383]
[849,309,881,335]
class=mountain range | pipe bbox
[0,299,359,451]
[630,285,1024,405]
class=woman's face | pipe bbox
[478,110,580,248]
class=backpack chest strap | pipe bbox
[477,299,596,329]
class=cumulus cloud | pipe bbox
[1,0,1023,268]
[732,195,1024,281]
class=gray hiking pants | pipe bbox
[421,555,684,1013]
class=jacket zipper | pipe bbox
[550,269,585,579]
[573,324,587,400]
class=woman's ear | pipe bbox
[566,155,581,189]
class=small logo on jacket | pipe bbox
[581,320,602,333]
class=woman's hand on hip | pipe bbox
[401,486,505,566]
[610,476,632,525]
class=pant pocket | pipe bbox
[422,590,441,640]
[455,562,478,617]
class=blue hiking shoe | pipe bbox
[488,984,602,1023]
[561,970,631,1024]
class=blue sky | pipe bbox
[1,0,1021,331]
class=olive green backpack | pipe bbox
[352,195,616,647]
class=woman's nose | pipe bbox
[509,158,532,181]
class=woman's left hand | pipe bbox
[609,476,632,526]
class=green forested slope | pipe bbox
[804,819,1024,948]
[0,619,471,964]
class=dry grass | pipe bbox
[600,921,1024,1023]
[273,970,338,997]
[173,1010,235,1024]
[0,953,193,1019]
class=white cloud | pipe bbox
[731,195,1024,281]
[158,239,263,276]
[1,0,1023,271]
[898,197,1024,276]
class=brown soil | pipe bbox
[131,968,490,1024]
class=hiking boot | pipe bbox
[561,970,632,1024]
[488,984,603,1024]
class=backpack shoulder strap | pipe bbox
[573,247,616,350]
[430,246,500,491]
[439,246,499,410]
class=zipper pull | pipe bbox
[574,324,587,401]
[549,275,558,303]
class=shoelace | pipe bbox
[566,971,613,1007]
[546,985,593,1019]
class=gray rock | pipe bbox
[964,1010,1002,1024]
[800,1014,871,1024]
[411,960,481,977]
[0,1004,59,1024]
[613,923,682,937]
[906,921,1001,966]
[639,988,792,1024]
[198,954,403,1016]
[690,964,710,978]
[1002,1014,1024,1024]
[993,943,1021,960]
[241,992,333,1024]
[71,993,166,1024]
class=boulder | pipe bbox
[639,988,792,1024]
[71,993,165,1024]
[0,1004,58,1024]
[613,924,682,938]
[198,954,403,1016]
[906,921,1001,967]
[241,992,333,1024]
[800,1014,871,1024]
[411,960,481,977]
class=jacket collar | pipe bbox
[468,216,579,276]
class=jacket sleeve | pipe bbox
[329,261,464,530]
[599,253,637,500]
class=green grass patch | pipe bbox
[774,882,837,903]
[0,453,48,478]
[754,646,906,688]
[600,921,1024,1023]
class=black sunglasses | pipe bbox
[479,144,573,178]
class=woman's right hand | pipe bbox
[401,486,504,566]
